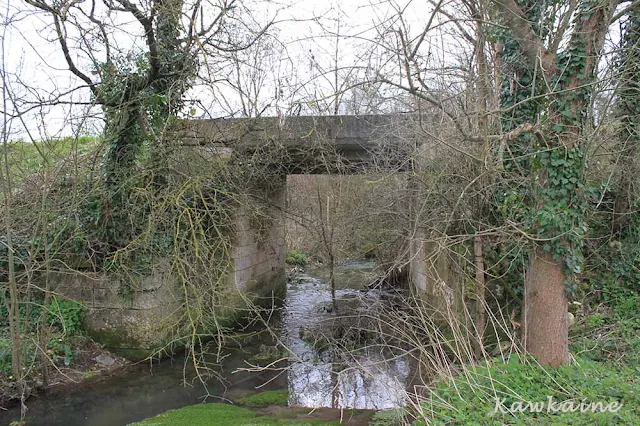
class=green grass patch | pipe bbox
[128,403,340,426]
[416,356,639,425]
[237,390,289,407]
[1,136,100,181]
[369,408,407,425]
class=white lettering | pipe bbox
[486,396,623,417]
[488,397,509,416]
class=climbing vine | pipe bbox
[497,0,611,295]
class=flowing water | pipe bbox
[0,261,409,425]
[284,264,410,409]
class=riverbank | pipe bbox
[129,400,376,426]
[0,337,129,410]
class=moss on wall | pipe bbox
[87,328,157,360]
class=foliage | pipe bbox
[0,335,36,377]
[128,403,341,426]
[369,408,407,426]
[0,296,84,376]
[47,298,84,335]
[0,297,84,335]
[571,268,640,367]
[285,249,308,266]
[417,357,639,425]
[46,336,77,367]
[0,337,11,376]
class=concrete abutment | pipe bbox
[51,115,459,357]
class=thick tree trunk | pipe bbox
[523,249,569,366]
[497,0,617,367]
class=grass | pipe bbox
[128,403,341,426]
[1,136,100,182]
[237,390,289,407]
[415,356,639,425]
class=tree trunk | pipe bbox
[329,251,337,312]
[473,235,486,358]
[497,0,617,367]
[523,249,569,367]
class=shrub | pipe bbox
[47,298,84,335]
[285,249,307,266]
[0,337,11,375]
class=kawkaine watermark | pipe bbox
[488,396,623,416]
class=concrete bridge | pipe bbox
[53,114,451,357]
[176,114,418,173]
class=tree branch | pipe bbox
[111,0,159,82]
[611,1,640,24]
[494,0,554,72]
[52,15,98,96]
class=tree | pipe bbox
[20,0,267,252]
[358,0,627,365]
[0,2,21,381]
[611,9,640,235]
[496,0,620,366]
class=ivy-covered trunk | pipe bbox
[100,101,145,250]
[96,0,193,252]
[613,11,640,234]
[497,0,616,366]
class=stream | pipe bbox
[0,261,410,425]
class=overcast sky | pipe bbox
[1,0,626,141]
[0,0,455,141]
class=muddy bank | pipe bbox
[0,338,129,410]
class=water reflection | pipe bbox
[284,270,409,409]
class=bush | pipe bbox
[416,357,639,425]
[47,298,84,335]
[285,249,307,266]
[571,276,640,367]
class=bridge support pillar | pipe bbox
[228,178,287,309]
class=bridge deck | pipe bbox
[174,115,420,173]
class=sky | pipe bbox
[0,0,456,140]
[0,0,629,141]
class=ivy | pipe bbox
[496,0,609,296]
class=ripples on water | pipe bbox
[284,268,409,410]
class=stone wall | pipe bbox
[228,184,287,308]
[49,267,180,359]
[51,184,287,359]
[409,232,466,322]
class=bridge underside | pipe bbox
[174,114,418,174]
[177,114,451,301]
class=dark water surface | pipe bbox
[0,349,284,426]
[1,261,409,425]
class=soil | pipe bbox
[0,337,130,409]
